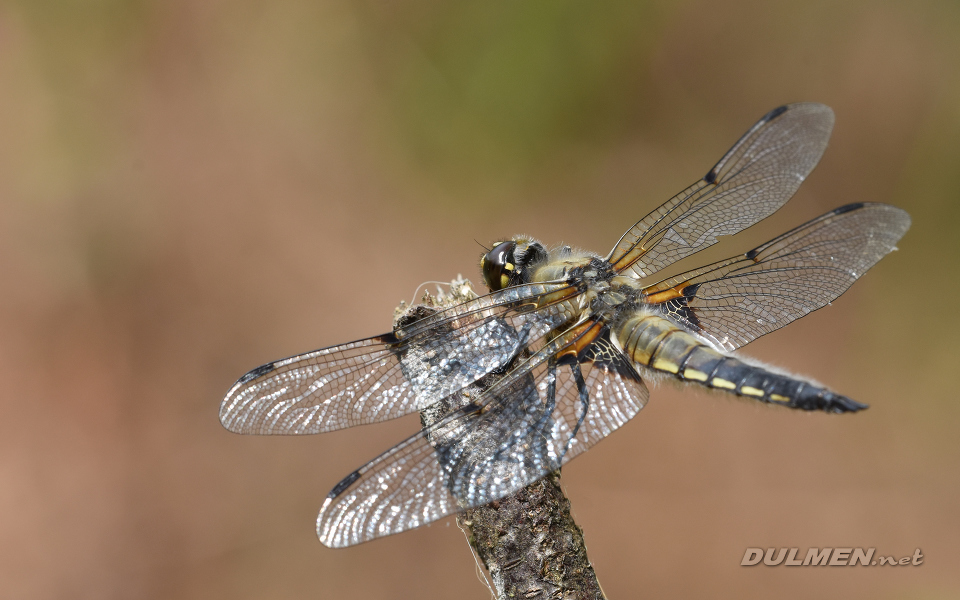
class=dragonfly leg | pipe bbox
[559,361,590,463]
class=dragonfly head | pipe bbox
[480,237,547,291]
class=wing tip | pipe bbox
[313,469,365,547]
[703,102,835,185]
[834,202,912,238]
[783,101,834,116]
[780,102,836,139]
[218,398,249,433]
[219,362,278,434]
[316,498,344,548]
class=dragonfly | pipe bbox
[220,103,910,548]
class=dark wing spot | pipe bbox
[761,105,789,123]
[703,169,718,184]
[681,283,702,298]
[655,284,704,331]
[832,202,864,215]
[238,362,276,384]
[328,470,362,498]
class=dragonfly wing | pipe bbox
[220,281,581,434]
[642,202,911,351]
[607,103,835,278]
[315,324,648,547]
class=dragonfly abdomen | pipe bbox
[614,312,866,413]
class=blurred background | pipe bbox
[2,1,959,598]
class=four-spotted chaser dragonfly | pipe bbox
[220,103,910,548]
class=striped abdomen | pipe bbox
[614,312,866,413]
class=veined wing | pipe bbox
[607,103,835,278]
[642,202,911,352]
[220,281,582,435]
[316,322,648,547]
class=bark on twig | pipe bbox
[459,471,604,600]
[396,278,605,600]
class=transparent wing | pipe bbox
[316,325,648,547]
[220,281,581,434]
[642,203,911,351]
[607,103,835,278]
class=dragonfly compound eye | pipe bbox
[481,241,518,291]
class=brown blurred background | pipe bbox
[2,1,959,598]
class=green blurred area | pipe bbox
[1,1,959,599]
[360,1,661,183]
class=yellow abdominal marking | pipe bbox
[504,262,515,271]
[711,378,737,390]
[500,274,509,288]
[741,386,764,397]
[770,394,790,403]
[684,369,708,382]
[652,358,679,374]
